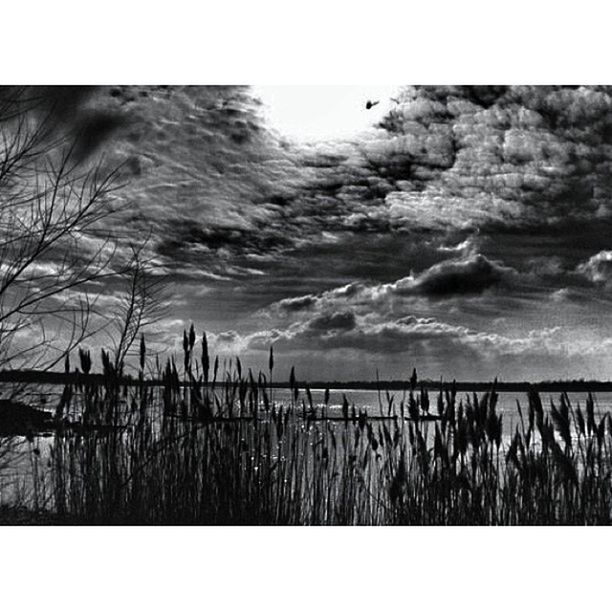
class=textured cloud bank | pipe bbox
[67,85,612,279]
[270,251,520,323]
[209,307,612,381]
[11,85,612,379]
[218,312,564,357]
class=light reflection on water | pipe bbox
[275,388,611,422]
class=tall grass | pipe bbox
[5,329,612,525]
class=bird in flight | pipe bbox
[365,99,380,110]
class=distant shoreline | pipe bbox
[1,369,611,393]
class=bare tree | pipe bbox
[0,88,127,371]
[106,243,166,375]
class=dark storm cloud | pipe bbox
[0,86,94,122]
[72,110,127,162]
[388,253,511,298]
[306,310,357,333]
[0,86,129,163]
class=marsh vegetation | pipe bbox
[1,334,612,525]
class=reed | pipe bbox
[4,328,612,525]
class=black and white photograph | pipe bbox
[7,82,612,527]
[3,2,612,610]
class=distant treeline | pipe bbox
[1,369,612,393]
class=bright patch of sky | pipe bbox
[253,85,399,142]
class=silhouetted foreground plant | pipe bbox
[7,329,612,525]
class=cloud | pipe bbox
[231,313,473,354]
[214,309,598,363]
[268,252,518,325]
[551,287,593,304]
[387,253,511,298]
[277,295,318,313]
[576,250,612,284]
[0,86,131,164]
[304,310,357,333]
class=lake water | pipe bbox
[8,384,612,435]
[1,384,611,509]
[271,387,611,423]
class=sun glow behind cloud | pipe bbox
[253,85,399,142]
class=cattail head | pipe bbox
[342,394,349,421]
[268,345,274,372]
[575,406,585,437]
[189,323,196,350]
[79,347,91,375]
[201,332,209,383]
[586,393,596,435]
[289,366,296,389]
[139,334,146,371]
[101,349,111,375]
[410,368,417,390]
[236,357,242,379]
[420,386,429,413]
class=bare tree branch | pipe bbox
[0,89,135,372]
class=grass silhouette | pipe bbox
[2,327,612,525]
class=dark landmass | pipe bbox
[304,380,612,393]
[1,369,611,393]
[0,399,54,435]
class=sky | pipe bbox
[10,85,612,382]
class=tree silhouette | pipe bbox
[0,87,128,371]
